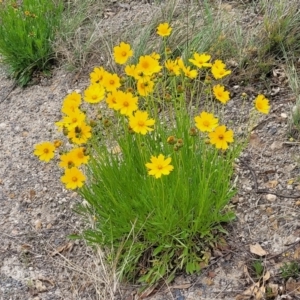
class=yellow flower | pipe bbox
[129,110,155,135]
[145,154,174,179]
[90,67,107,84]
[209,125,234,150]
[68,122,92,144]
[113,42,133,65]
[54,140,62,148]
[69,147,89,166]
[211,60,231,79]
[102,72,121,92]
[136,55,162,76]
[62,109,86,130]
[84,84,105,104]
[24,10,30,16]
[156,23,172,37]
[254,94,270,114]
[212,59,226,69]
[61,167,86,190]
[150,52,160,60]
[59,151,77,168]
[61,92,81,114]
[114,91,138,116]
[34,141,55,162]
[125,64,136,77]
[106,92,118,110]
[189,53,212,68]
[176,57,185,70]
[165,59,180,76]
[182,66,198,79]
[213,84,230,104]
[194,112,219,132]
[137,78,154,96]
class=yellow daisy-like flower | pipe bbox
[102,72,121,92]
[176,57,185,70]
[212,59,226,69]
[136,55,162,76]
[145,154,174,179]
[114,91,138,116]
[165,59,180,76]
[211,60,231,79]
[129,110,155,135]
[59,151,77,169]
[69,147,89,166]
[61,167,86,190]
[113,42,133,65]
[67,122,92,145]
[106,92,118,110]
[137,78,154,96]
[209,125,234,150]
[61,92,81,114]
[34,141,55,162]
[84,84,105,104]
[254,94,270,114]
[90,66,107,85]
[189,53,212,69]
[156,23,172,37]
[194,111,219,132]
[182,66,198,79]
[125,64,136,77]
[150,52,160,60]
[63,109,86,130]
[213,84,230,104]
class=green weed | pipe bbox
[0,0,63,86]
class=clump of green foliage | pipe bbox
[0,0,63,86]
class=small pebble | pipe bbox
[281,113,288,119]
[35,219,42,230]
[0,123,7,129]
[266,194,277,201]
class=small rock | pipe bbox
[270,141,282,150]
[281,113,288,119]
[0,123,6,129]
[266,194,277,201]
[287,185,293,190]
[35,219,42,230]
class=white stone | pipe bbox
[266,194,277,201]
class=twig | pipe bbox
[0,82,17,104]
[283,142,300,146]
[240,160,300,199]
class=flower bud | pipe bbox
[167,136,177,145]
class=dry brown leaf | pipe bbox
[34,280,47,292]
[236,282,262,300]
[37,276,55,287]
[294,246,300,259]
[266,180,278,188]
[139,283,158,299]
[51,242,73,256]
[267,283,278,297]
[286,278,300,294]
[250,243,267,257]
[263,271,270,282]
[204,277,214,286]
